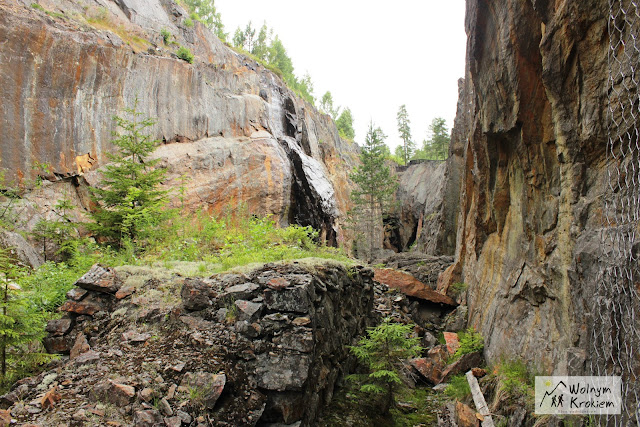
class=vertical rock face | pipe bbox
[0,0,358,244]
[442,0,610,374]
[389,160,447,253]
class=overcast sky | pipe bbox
[216,1,467,149]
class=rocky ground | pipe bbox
[0,253,513,427]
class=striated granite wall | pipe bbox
[438,0,610,374]
[0,0,358,245]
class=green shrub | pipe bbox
[160,28,172,44]
[451,327,484,361]
[184,17,194,28]
[495,358,533,397]
[31,3,44,11]
[444,374,471,400]
[450,282,468,296]
[176,46,194,63]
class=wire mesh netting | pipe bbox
[593,0,640,423]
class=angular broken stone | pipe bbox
[455,400,479,427]
[439,351,484,384]
[122,331,152,343]
[66,288,88,301]
[255,353,310,391]
[75,264,121,294]
[70,333,90,360]
[73,350,100,366]
[45,318,72,336]
[264,285,312,313]
[234,299,262,322]
[60,293,110,316]
[134,409,163,427]
[179,372,226,409]
[43,335,72,354]
[158,397,172,416]
[272,329,314,353]
[443,332,460,355]
[373,268,457,306]
[115,285,135,300]
[97,380,136,407]
[223,282,260,299]
[267,277,289,290]
[163,416,181,427]
[410,357,444,384]
[181,278,216,310]
[139,388,155,402]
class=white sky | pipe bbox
[216,1,467,149]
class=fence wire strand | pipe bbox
[594,0,640,424]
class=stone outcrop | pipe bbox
[438,0,611,374]
[20,260,375,426]
[0,0,359,245]
[387,160,447,253]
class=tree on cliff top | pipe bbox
[182,0,226,40]
[415,117,450,160]
[336,108,355,141]
[349,122,397,262]
[89,101,168,248]
[396,105,415,164]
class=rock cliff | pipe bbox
[0,0,358,245]
[438,0,611,374]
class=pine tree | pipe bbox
[89,101,168,247]
[422,117,450,160]
[0,248,52,388]
[350,122,397,262]
[348,318,422,414]
[396,104,415,164]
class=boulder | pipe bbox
[69,333,90,360]
[179,372,225,409]
[134,410,163,427]
[255,353,311,391]
[373,268,457,306]
[0,230,43,269]
[455,400,479,427]
[75,264,121,294]
[181,278,216,311]
[439,352,484,384]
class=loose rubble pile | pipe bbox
[2,260,375,426]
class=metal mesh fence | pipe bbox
[593,0,640,423]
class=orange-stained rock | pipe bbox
[0,409,10,427]
[75,264,121,294]
[455,401,479,427]
[40,386,61,409]
[59,299,101,316]
[70,333,90,360]
[410,357,444,384]
[373,268,457,306]
[471,368,487,378]
[443,332,460,355]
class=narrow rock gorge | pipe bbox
[2,0,639,423]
